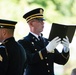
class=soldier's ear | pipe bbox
[28,19,35,27]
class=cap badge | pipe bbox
[40,9,43,14]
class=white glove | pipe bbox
[46,36,61,53]
[62,36,69,53]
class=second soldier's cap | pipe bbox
[0,19,17,29]
[23,8,45,22]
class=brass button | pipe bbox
[46,63,49,66]
[31,42,34,44]
[45,57,47,59]
[35,49,37,51]
[48,70,50,72]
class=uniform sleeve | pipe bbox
[0,46,8,75]
[54,48,69,65]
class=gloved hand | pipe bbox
[61,36,70,53]
[46,36,61,53]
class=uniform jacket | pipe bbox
[1,37,26,75]
[18,33,69,75]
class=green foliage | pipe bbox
[0,0,75,23]
[26,0,48,7]
[25,0,76,24]
[26,0,74,16]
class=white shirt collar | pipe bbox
[30,32,39,39]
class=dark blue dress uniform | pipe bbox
[0,19,27,75]
[2,37,26,75]
[18,33,69,75]
[0,45,8,75]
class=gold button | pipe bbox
[45,57,47,59]
[48,70,50,72]
[31,42,34,45]
[46,63,49,66]
[35,49,37,51]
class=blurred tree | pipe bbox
[26,0,74,16]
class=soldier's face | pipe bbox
[0,29,4,42]
[33,19,44,33]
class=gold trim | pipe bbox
[0,23,15,26]
[40,9,43,14]
[61,53,69,59]
[39,51,43,60]
[0,55,3,62]
[26,16,43,22]
[26,13,43,20]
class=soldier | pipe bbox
[18,8,70,75]
[0,19,27,75]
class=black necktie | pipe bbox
[38,36,44,48]
[38,36,42,41]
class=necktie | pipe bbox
[38,36,42,41]
[38,36,44,48]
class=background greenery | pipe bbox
[0,0,76,75]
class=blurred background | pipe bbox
[0,0,76,75]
